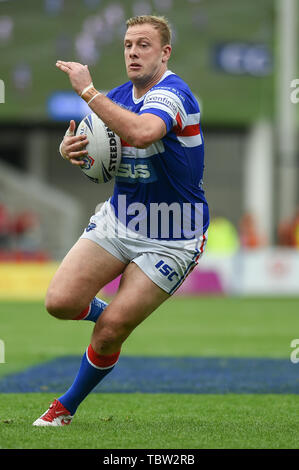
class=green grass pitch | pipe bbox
[1,296,299,449]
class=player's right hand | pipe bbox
[60,120,89,166]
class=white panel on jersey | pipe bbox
[177,134,203,147]
[122,140,165,159]
[185,112,201,125]
[141,88,188,129]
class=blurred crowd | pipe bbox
[1,0,177,98]
[203,210,299,255]
[277,210,299,248]
[0,203,49,261]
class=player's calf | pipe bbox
[91,312,136,355]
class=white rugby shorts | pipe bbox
[80,200,207,295]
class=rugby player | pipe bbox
[33,15,209,426]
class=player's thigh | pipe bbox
[92,261,170,352]
[46,238,127,314]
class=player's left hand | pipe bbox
[56,60,92,95]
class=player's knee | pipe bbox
[45,289,76,319]
[44,292,65,318]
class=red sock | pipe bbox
[86,344,121,369]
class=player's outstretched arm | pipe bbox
[88,94,167,149]
[56,60,167,149]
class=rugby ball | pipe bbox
[76,113,122,184]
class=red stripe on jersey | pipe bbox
[175,112,183,130]
[87,344,120,368]
[174,123,200,137]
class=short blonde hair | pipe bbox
[126,15,172,46]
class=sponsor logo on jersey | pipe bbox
[115,158,157,183]
[143,93,178,116]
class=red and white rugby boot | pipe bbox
[33,399,73,427]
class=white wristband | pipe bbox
[80,82,94,96]
[87,92,101,105]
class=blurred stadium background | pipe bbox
[0,0,298,297]
[0,0,299,450]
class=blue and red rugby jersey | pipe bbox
[107,70,209,240]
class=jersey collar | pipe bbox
[132,70,174,104]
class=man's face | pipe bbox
[124,24,170,85]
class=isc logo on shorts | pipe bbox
[155,259,179,281]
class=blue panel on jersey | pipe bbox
[107,72,210,240]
